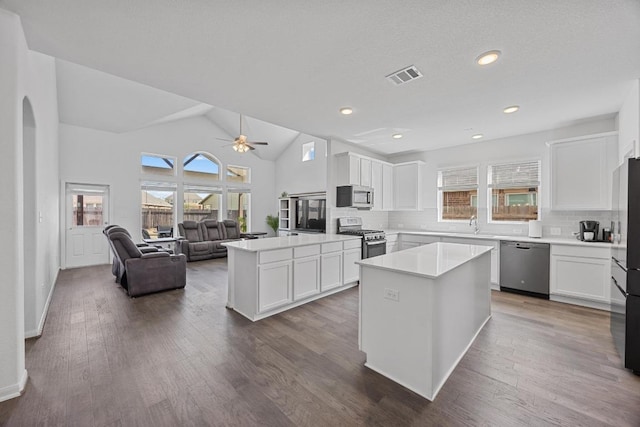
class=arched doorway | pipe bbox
[22,97,38,337]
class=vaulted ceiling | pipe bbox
[2,0,639,156]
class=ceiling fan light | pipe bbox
[232,144,239,152]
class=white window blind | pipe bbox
[488,161,540,189]
[140,181,177,192]
[438,166,478,191]
[183,185,222,194]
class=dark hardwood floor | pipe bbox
[1,258,639,426]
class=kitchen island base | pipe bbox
[358,243,492,401]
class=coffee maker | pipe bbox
[579,220,599,241]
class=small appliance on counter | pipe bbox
[579,220,600,241]
[528,220,542,238]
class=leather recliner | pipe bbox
[175,219,244,261]
[108,231,187,297]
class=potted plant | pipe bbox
[266,214,279,235]
[238,217,247,233]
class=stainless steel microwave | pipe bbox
[336,185,373,209]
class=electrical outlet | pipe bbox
[513,229,523,235]
[550,227,561,236]
[384,288,399,302]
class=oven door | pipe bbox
[363,239,386,259]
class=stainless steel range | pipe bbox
[337,217,386,259]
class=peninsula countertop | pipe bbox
[356,241,493,279]
[222,234,360,252]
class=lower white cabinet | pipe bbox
[321,251,343,291]
[294,256,320,300]
[258,260,293,312]
[550,245,611,306]
[386,234,399,253]
[343,248,361,284]
[398,234,440,250]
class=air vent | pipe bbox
[386,65,423,86]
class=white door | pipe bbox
[65,183,110,268]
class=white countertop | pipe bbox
[384,229,613,248]
[356,242,493,279]
[222,234,360,252]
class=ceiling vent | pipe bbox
[386,65,423,86]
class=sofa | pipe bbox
[107,230,187,297]
[176,219,244,261]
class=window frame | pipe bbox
[437,165,480,222]
[487,159,541,224]
[141,153,177,177]
[140,181,178,240]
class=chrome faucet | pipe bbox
[469,215,479,234]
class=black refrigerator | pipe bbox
[611,157,640,374]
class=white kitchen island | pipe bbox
[357,242,493,401]
[223,234,362,321]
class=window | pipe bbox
[183,185,222,222]
[302,141,315,161]
[488,160,540,222]
[438,166,479,221]
[183,152,220,181]
[227,189,250,232]
[226,165,250,183]
[141,153,175,176]
[141,182,177,239]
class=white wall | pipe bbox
[59,115,276,259]
[617,79,640,160]
[0,10,60,402]
[388,116,617,237]
[274,133,327,196]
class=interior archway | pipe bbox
[22,97,37,336]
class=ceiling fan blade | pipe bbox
[217,137,233,142]
[247,144,256,150]
[248,141,269,145]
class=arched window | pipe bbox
[183,152,220,181]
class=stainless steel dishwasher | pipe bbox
[500,241,550,298]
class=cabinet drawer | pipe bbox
[260,248,293,264]
[343,239,362,250]
[322,241,343,253]
[294,245,320,258]
[551,244,611,259]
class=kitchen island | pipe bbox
[357,242,493,401]
[223,234,362,321]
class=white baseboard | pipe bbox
[0,369,28,403]
[25,269,59,339]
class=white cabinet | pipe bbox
[278,198,294,230]
[549,132,617,210]
[343,248,361,284]
[398,234,440,250]
[258,260,293,312]
[382,163,394,210]
[441,237,499,285]
[294,256,320,300]
[393,161,424,210]
[550,244,611,309]
[385,234,398,253]
[321,252,343,291]
[335,152,394,211]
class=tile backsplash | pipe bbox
[328,208,389,233]
[388,208,613,239]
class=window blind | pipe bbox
[183,185,222,194]
[488,160,540,189]
[437,166,478,191]
[140,181,177,192]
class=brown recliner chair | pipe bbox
[104,225,160,281]
[176,220,215,261]
[200,220,230,259]
[108,231,186,297]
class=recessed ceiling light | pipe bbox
[339,107,353,115]
[392,133,403,139]
[475,50,501,66]
[471,134,484,140]
[503,105,520,114]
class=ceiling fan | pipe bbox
[217,114,269,153]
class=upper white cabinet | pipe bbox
[549,132,618,210]
[335,152,394,211]
[393,161,424,211]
